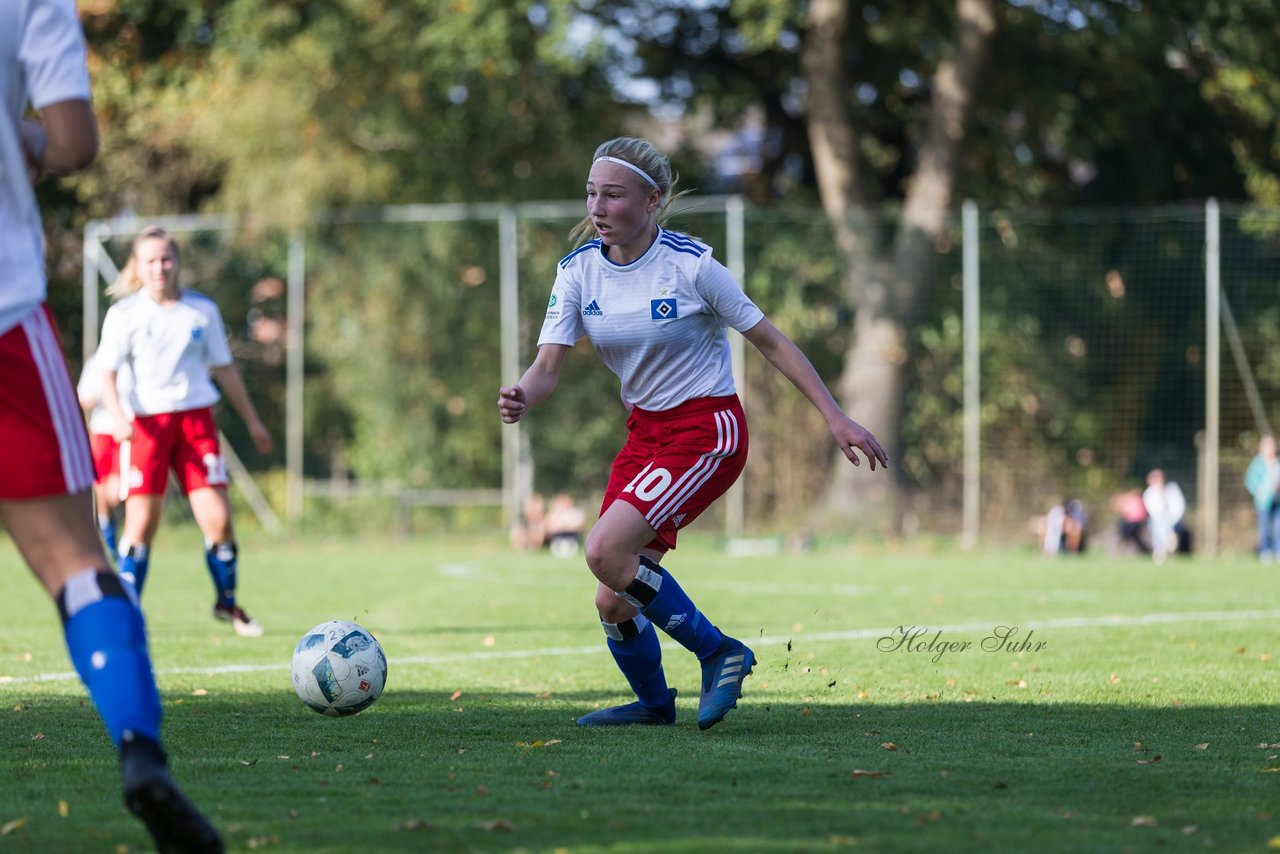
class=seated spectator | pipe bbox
[509,492,548,552]
[1143,469,1189,563]
[1110,487,1150,555]
[545,492,586,559]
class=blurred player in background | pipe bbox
[77,350,133,558]
[1244,433,1280,563]
[499,137,887,730]
[97,225,273,637]
[0,1,222,849]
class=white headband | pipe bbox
[594,156,659,189]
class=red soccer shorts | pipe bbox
[0,305,95,499]
[601,394,748,553]
[89,432,121,484]
[124,406,228,497]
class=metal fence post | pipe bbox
[961,200,980,550]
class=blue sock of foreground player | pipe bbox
[59,570,162,747]
[603,615,671,708]
[204,541,238,608]
[117,542,150,594]
[619,556,723,661]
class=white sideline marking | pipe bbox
[2,607,1278,686]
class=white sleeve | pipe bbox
[21,0,91,109]
[75,352,99,401]
[536,266,585,347]
[695,254,764,333]
[95,307,126,371]
[204,304,234,368]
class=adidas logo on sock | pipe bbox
[582,299,603,316]
[665,613,687,632]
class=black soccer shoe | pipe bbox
[121,733,224,853]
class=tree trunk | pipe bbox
[805,0,998,527]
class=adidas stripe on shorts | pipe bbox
[0,304,95,499]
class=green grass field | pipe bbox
[1,527,1277,852]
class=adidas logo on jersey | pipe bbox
[582,299,603,316]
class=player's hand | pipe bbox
[498,386,527,423]
[112,418,134,443]
[831,416,889,471]
[248,419,273,455]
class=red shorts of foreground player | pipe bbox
[124,407,228,496]
[0,305,95,499]
[600,394,748,553]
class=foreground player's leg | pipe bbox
[62,570,223,852]
[619,556,755,730]
[577,609,676,726]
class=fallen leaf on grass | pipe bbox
[1268,835,1280,849]
[394,820,433,831]
[31,733,44,741]
[851,769,888,778]
[914,810,941,825]
[1132,742,1147,752]
[191,689,208,696]
[476,819,513,832]
[1,818,25,836]
[449,690,463,701]
[1194,743,1208,750]
[58,800,68,817]
[482,635,496,648]
[1181,825,1198,835]
[880,742,898,751]
[1136,755,1163,765]
[1131,816,1158,827]
[475,785,489,797]
[535,692,552,700]
[517,739,562,748]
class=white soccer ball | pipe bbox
[290,620,387,717]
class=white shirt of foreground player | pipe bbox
[537,228,764,412]
[96,289,234,416]
[0,0,93,337]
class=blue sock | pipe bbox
[619,557,723,661]
[205,541,238,607]
[98,514,117,560]
[603,615,671,708]
[59,570,162,748]
[117,543,150,595]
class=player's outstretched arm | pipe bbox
[742,317,888,470]
[499,343,570,424]
[211,364,273,454]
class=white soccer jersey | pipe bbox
[76,351,133,434]
[0,0,92,337]
[538,228,764,412]
[96,289,234,416]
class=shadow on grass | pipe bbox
[2,691,1276,852]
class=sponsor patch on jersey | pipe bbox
[650,298,678,320]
